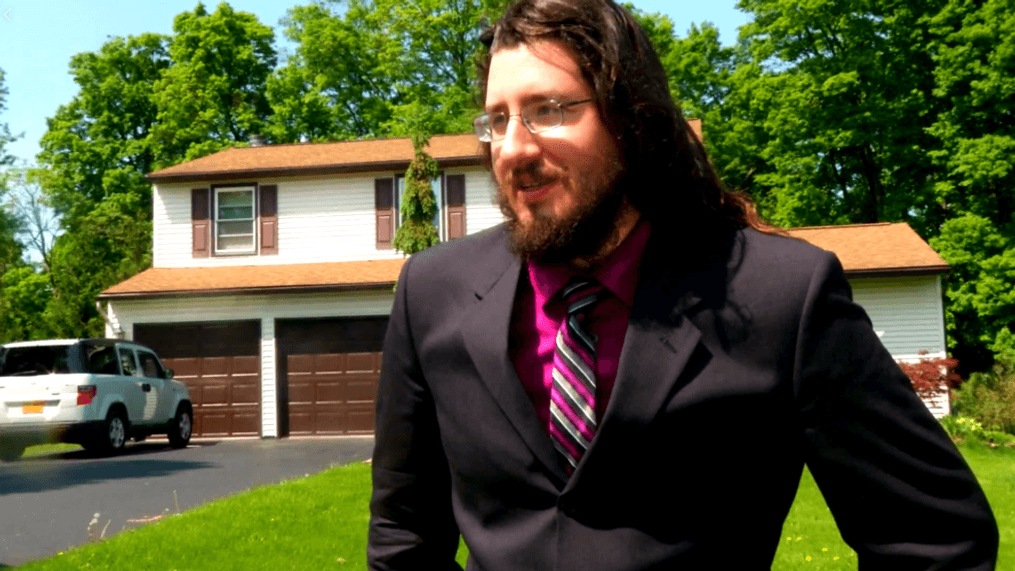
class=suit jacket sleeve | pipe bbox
[368,256,462,570]
[795,252,998,570]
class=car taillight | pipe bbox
[77,385,97,406]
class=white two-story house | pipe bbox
[100,130,951,440]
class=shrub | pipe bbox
[952,358,1015,434]
[937,415,1015,447]
[897,354,961,399]
[938,415,985,441]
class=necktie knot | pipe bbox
[560,277,607,320]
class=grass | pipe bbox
[22,443,82,458]
[13,443,1013,570]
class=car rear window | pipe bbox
[0,346,73,376]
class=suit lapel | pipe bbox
[460,230,568,482]
[573,233,709,482]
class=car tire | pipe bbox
[0,443,25,462]
[168,405,192,449]
[92,409,128,455]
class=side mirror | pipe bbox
[164,368,175,379]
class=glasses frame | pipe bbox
[474,98,594,143]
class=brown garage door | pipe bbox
[276,317,387,436]
[135,321,261,437]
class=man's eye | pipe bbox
[490,114,508,130]
[531,103,556,118]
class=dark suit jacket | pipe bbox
[368,224,998,570]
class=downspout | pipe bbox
[95,301,124,339]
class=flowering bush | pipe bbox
[938,415,985,440]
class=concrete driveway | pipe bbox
[0,437,375,568]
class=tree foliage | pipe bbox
[0,68,23,277]
[393,130,441,255]
[36,32,170,227]
[152,2,277,164]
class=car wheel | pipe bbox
[93,409,128,455]
[168,405,192,449]
[0,443,25,462]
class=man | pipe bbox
[368,0,998,569]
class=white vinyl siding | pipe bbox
[260,317,278,438]
[848,275,947,361]
[849,274,950,418]
[153,167,500,267]
[463,170,503,236]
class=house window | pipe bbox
[215,187,256,254]
[376,172,465,249]
[395,173,444,238]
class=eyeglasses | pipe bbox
[474,98,594,142]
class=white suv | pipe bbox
[0,338,193,461]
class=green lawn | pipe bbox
[14,443,1013,570]
[22,443,82,458]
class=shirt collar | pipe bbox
[526,218,652,309]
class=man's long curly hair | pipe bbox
[477,0,773,238]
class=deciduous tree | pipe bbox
[151,1,276,164]
[36,33,169,226]
[731,0,945,232]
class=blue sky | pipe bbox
[0,0,750,166]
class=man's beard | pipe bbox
[496,159,626,267]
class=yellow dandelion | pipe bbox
[822,547,828,551]
[834,556,840,560]
[787,537,792,541]
[806,556,812,561]
[796,536,802,541]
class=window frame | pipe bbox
[394,171,446,241]
[213,184,258,256]
[116,346,141,377]
[136,349,166,379]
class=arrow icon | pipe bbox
[3,8,10,22]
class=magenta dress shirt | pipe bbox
[509,220,652,435]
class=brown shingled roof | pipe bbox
[100,222,946,299]
[99,259,407,299]
[147,134,484,183]
[785,222,948,275]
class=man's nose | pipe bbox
[497,116,540,167]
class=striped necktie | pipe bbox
[550,277,608,473]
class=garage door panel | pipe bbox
[347,405,375,433]
[345,353,377,372]
[346,380,378,402]
[200,412,231,436]
[315,381,345,402]
[231,411,260,435]
[135,321,261,438]
[233,356,260,375]
[199,383,228,406]
[200,357,232,376]
[315,354,345,373]
[165,358,202,378]
[287,355,314,375]
[288,411,313,434]
[288,377,313,404]
[231,380,260,405]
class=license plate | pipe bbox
[22,402,44,414]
